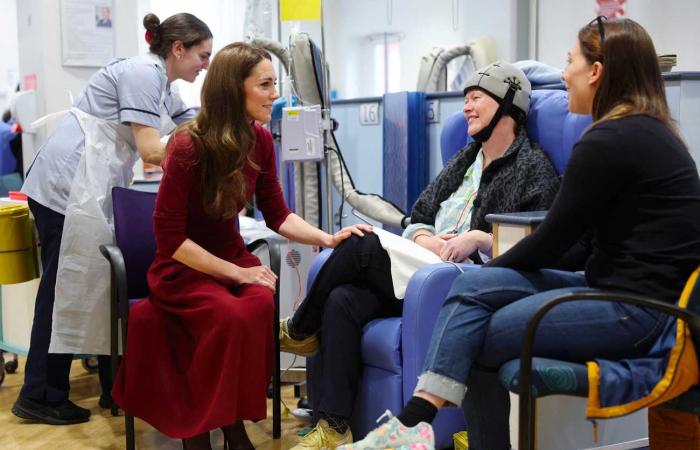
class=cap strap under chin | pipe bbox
[471,86,516,143]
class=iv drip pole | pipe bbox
[269,1,407,233]
[319,0,334,234]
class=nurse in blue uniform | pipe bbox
[13,12,212,425]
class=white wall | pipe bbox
[142,0,248,106]
[14,0,700,112]
[16,0,140,117]
[296,0,700,99]
[0,0,20,113]
[15,0,248,115]
[537,0,700,71]
[322,0,516,98]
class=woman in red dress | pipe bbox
[111,42,370,449]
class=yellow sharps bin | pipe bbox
[0,204,39,284]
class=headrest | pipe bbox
[440,109,471,165]
[439,89,592,174]
[525,90,592,174]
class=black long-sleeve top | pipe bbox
[488,115,700,303]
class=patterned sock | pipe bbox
[320,412,349,434]
[397,396,438,427]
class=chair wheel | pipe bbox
[5,358,18,374]
[82,356,99,373]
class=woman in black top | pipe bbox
[342,18,700,450]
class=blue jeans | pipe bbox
[416,267,665,450]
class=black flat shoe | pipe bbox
[98,393,113,409]
[222,422,254,450]
[223,437,255,450]
[182,432,212,450]
[12,395,91,425]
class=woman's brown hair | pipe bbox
[578,18,677,135]
[143,13,212,59]
[187,42,271,219]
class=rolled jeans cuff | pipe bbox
[415,371,467,407]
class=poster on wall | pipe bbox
[60,0,115,67]
[596,0,626,19]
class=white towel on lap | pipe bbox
[373,228,443,299]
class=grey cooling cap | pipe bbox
[463,61,532,114]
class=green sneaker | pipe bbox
[290,419,352,450]
[280,317,319,357]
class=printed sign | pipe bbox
[61,0,115,67]
[427,100,440,123]
[359,103,380,125]
[280,0,321,21]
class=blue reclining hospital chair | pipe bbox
[305,88,592,448]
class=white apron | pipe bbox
[49,93,174,355]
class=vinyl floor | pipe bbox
[0,356,306,449]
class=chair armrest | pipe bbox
[401,263,479,400]
[485,210,548,227]
[307,248,334,292]
[517,290,700,450]
[245,234,285,439]
[485,211,548,257]
[99,244,129,322]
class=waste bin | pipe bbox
[0,204,39,284]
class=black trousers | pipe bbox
[292,234,402,419]
[21,199,73,402]
[21,198,111,403]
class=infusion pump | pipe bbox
[280,105,325,162]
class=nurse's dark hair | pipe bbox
[187,42,272,220]
[143,13,212,59]
[578,18,678,139]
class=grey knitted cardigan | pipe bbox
[409,127,560,260]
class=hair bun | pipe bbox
[143,13,161,31]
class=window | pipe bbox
[369,32,402,96]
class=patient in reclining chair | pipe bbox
[281,61,561,450]
[344,18,700,450]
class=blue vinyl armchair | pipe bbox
[306,89,592,448]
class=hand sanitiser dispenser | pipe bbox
[281,105,324,162]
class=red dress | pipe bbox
[111,124,291,438]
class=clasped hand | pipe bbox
[438,230,492,262]
[416,230,492,263]
[234,265,278,292]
